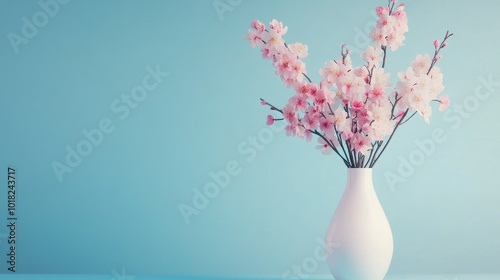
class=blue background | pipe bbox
[0,0,499,278]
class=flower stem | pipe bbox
[427,31,453,75]
[381,46,387,68]
[311,130,350,167]
[260,98,283,113]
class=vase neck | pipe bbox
[346,168,373,190]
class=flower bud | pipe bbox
[433,40,440,48]
[266,115,275,126]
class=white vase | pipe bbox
[325,168,393,280]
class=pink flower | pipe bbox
[260,31,285,55]
[320,116,334,135]
[361,46,382,67]
[351,100,364,111]
[285,123,300,136]
[408,91,426,111]
[419,105,432,124]
[393,5,408,25]
[316,137,332,155]
[283,104,298,123]
[274,52,295,76]
[341,130,353,141]
[370,28,387,48]
[266,115,275,126]
[371,3,408,51]
[353,66,369,78]
[351,133,371,155]
[320,60,348,86]
[260,48,271,59]
[411,54,431,75]
[289,95,308,112]
[313,88,329,107]
[288,60,306,82]
[367,103,390,122]
[288,42,308,59]
[306,105,321,119]
[369,119,395,141]
[370,67,391,87]
[302,129,313,142]
[282,76,300,88]
[294,83,310,97]
[303,113,319,130]
[269,19,288,35]
[386,32,405,51]
[244,16,451,166]
[333,108,348,125]
[367,83,386,100]
[376,6,389,17]
[438,95,450,111]
[251,20,265,33]
[307,83,319,97]
[245,29,262,48]
[394,79,413,105]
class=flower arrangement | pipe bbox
[245,0,452,168]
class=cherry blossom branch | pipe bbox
[349,142,357,167]
[311,130,350,167]
[369,108,409,167]
[336,129,351,166]
[303,73,313,83]
[326,105,352,164]
[381,0,400,69]
[427,31,453,75]
[340,43,351,65]
[366,141,381,167]
[399,111,417,125]
[263,97,351,167]
[260,98,283,113]
[359,154,364,168]
[345,141,355,168]
[261,36,312,85]
[390,93,402,119]
[364,142,377,168]
[247,17,452,169]
[381,45,387,68]
[388,0,396,14]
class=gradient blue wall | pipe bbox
[0,0,499,277]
